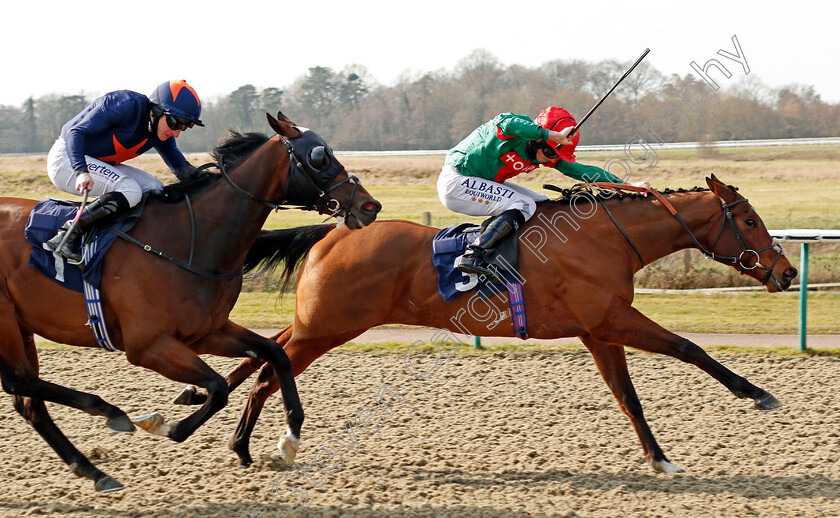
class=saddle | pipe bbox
[432,223,528,339]
[25,197,145,292]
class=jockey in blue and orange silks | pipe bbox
[437,106,649,279]
[46,79,206,265]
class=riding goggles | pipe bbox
[165,113,195,131]
[539,142,559,160]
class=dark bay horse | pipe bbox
[0,112,380,492]
[178,175,796,473]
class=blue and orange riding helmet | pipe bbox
[534,106,579,163]
[149,80,204,126]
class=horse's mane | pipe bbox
[148,130,271,204]
[539,184,736,207]
[211,130,270,168]
[150,173,222,203]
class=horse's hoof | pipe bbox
[132,412,170,437]
[277,433,300,465]
[754,392,783,411]
[229,437,253,467]
[651,459,684,474]
[95,475,125,493]
[106,415,136,433]
[173,385,206,405]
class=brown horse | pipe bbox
[176,175,796,473]
[0,112,380,492]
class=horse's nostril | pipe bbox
[784,267,798,280]
[362,201,381,214]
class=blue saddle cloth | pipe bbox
[25,200,122,293]
[432,224,521,302]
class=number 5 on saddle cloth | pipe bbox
[432,223,529,339]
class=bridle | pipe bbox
[679,197,786,289]
[217,130,361,224]
[109,130,363,281]
[557,183,788,290]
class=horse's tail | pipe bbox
[244,224,335,291]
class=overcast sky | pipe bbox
[3,0,837,107]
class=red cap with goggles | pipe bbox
[534,106,579,163]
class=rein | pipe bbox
[106,162,242,280]
[107,225,243,280]
[592,182,785,289]
[110,135,360,281]
[546,182,785,289]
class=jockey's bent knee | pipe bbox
[111,177,144,207]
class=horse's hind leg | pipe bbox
[12,395,124,492]
[593,297,781,410]
[581,335,683,474]
[0,334,134,433]
[0,327,129,491]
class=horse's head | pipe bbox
[267,112,380,229]
[704,174,797,292]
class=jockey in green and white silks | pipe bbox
[437,106,647,279]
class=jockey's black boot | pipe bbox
[46,192,130,266]
[456,209,525,280]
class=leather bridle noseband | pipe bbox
[652,191,787,291]
[701,198,786,289]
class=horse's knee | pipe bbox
[675,338,702,358]
[274,348,292,369]
[12,395,48,426]
[205,375,229,408]
[1,369,29,396]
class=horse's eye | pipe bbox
[746,218,757,228]
[309,146,327,170]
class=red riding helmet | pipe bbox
[149,80,204,126]
[534,106,579,163]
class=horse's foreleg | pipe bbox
[592,296,782,410]
[229,363,280,467]
[12,395,124,492]
[173,326,292,405]
[581,335,683,474]
[190,322,304,466]
[226,328,359,467]
[230,325,307,467]
[173,357,266,406]
[128,336,230,443]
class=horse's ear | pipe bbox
[276,110,294,124]
[266,112,300,138]
[706,174,737,203]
